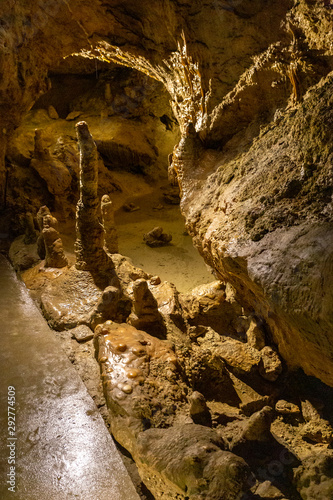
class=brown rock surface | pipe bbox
[101,194,118,254]
[94,321,187,453]
[143,226,172,247]
[178,75,333,386]
[127,279,166,337]
[74,121,112,276]
[42,213,68,269]
[30,129,72,196]
[294,451,333,500]
[135,424,253,500]
[40,266,103,330]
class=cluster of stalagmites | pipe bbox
[14,122,333,500]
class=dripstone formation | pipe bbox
[36,206,68,268]
[74,121,113,276]
[101,194,119,254]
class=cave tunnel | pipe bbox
[1,1,333,499]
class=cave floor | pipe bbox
[115,191,214,292]
[61,188,213,294]
[0,254,140,500]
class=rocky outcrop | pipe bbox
[30,129,72,199]
[176,74,333,386]
[42,220,68,268]
[94,321,186,452]
[127,278,167,338]
[36,205,68,268]
[294,451,333,500]
[95,320,254,499]
[135,424,253,500]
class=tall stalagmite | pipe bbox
[74,121,112,275]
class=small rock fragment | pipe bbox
[69,325,94,342]
[275,400,301,416]
[259,346,283,381]
[246,318,266,350]
[143,226,172,247]
[189,391,212,426]
[66,110,82,121]
[48,105,59,119]
[123,202,140,212]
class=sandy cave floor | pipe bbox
[60,187,213,294]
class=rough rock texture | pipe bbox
[36,205,56,259]
[1,1,333,388]
[294,451,333,500]
[135,424,253,500]
[143,226,172,248]
[8,235,40,272]
[41,213,68,269]
[74,121,112,276]
[127,279,166,337]
[94,321,187,453]
[2,1,333,498]
[95,320,254,499]
[40,266,103,330]
[30,128,72,198]
[176,74,333,386]
[101,194,118,254]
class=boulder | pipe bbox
[143,226,172,247]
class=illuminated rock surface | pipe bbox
[0,255,140,500]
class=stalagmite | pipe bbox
[101,194,119,254]
[74,121,112,275]
[36,206,56,259]
[127,278,166,336]
[42,214,68,268]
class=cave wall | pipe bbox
[1,0,333,385]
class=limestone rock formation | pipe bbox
[42,214,68,269]
[87,285,131,329]
[30,129,72,197]
[36,206,56,260]
[135,424,253,500]
[178,75,333,386]
[180,281,243,336]
[94,321,186,453]
[143,226,172,247]
[74,121,113,276]
[23,212,38,245]
[40,267,103,330]
[101,194,118,254]
[294,451,333,500]
[8,235,40,272]
[95,320,254,499]
[127,278,166,338]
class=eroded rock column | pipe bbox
[74,121,112,274]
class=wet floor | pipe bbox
[0,255,140,500]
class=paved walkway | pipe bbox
[0,255,140,500]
